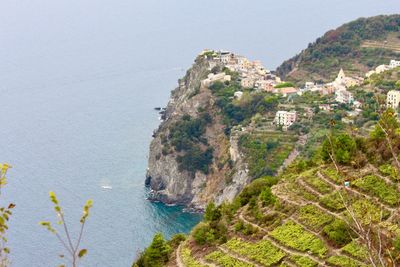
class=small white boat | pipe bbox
[101,185,112,190]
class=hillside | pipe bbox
[136,108,400,266]
[146,54,302,209]
[136,14,400,267]
[276,15,400,85]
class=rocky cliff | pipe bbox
[145,56,251,209]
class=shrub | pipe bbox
[321,133,357,165]
[135,233,171,267]
[192,222,227,246]
[323,219,353,247]
[237,176,278,206]
[204,202,221,222]
[259,187,276,206]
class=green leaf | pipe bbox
[78,249,87,258]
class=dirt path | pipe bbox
[278,135,308,174]
[297,178,324,198]
[176,244,185,267]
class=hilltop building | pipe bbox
[201,73,231,87]
[274,110,297,128]
[387,90,400,110]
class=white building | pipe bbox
[274,110,297,127]
[335,89,354,104]
[201,73,231,87]
[387,90,400,110]
[389,60,400,69]
[234,91,243,100]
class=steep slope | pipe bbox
[276,14,400,84]
[146,56,251,209]
[164,116,400,267]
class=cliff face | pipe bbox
[146,57,251,209]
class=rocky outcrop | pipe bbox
[146,57,250,209]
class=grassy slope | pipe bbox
[276,14,400,85]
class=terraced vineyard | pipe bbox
[175,164,400,267]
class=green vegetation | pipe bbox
[274,82,295,88]
[134,233,171,267]
[0,164,14,266]
[289,255,318,267]
[321,133,357,165]
[269,221,328,257]
[236,176,279,206]
[209,80,280,132]
[40,191,93,267]
[239,133,296,177]
[341,240,369,260]
[353,175,400,206]
[205,251,254,267]
[320,191,346,212]
[165,113,214,174]
[297,204,333,231]
[181,246,207,267]
[323,219,353,247]
[320,168,343,184]
[302,171,332,194]
[327,255,367,267]
[277,15,400,83]
[233,220,259,236]
[379,164,399,181]
[224,238,286,266]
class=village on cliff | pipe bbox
[199,49,400,130]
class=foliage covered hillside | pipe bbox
[134,107,400,267]
[276,15,400,84]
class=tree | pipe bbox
[322,133,357,165]
[370,108,400,170]
[204,202,221,222]
[139,233,171,267]
[39,192,93,267]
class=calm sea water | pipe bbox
[0,1,399,266]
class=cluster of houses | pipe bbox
[200,50,400,129]
[366,59,400,78]
[201,49,282,92]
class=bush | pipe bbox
[323,219,353,247]
[204,202,221,222]
[237,176,278,206]
[321,133,357,165]
[192,222,227,246]
[259,187,276,206]
[168,233,186,249]
[135,233,171,267]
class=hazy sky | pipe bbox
[1,0,399,75]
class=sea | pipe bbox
[0,0,398,266]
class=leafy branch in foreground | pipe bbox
[40,192,93,267]
[0,163,15,267]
